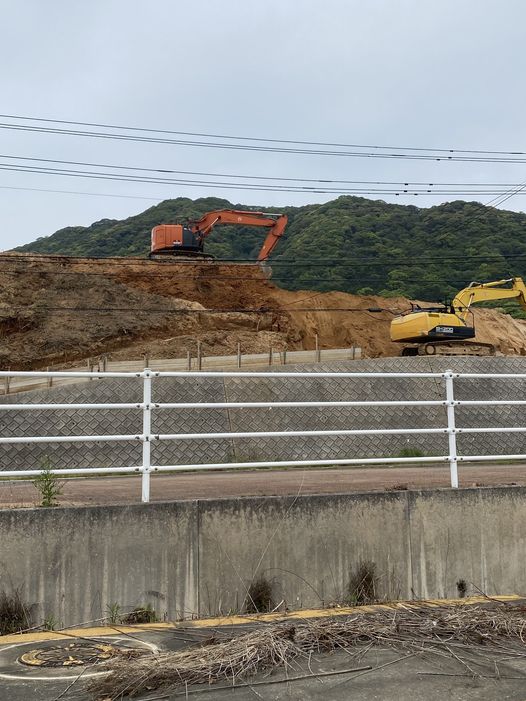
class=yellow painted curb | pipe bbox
[0,594,521,646]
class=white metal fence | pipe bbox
[2,347,362,395]
[0,368,525,502]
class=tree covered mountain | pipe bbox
[15,195,526,306]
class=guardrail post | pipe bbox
[141,369,152,503]
[315,334,321,362]
[444,370,459,488]
[237,343,241,369]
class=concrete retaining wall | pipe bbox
[1,487,525,627]
[2,356,526,470]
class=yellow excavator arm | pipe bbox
[452,277,526,321]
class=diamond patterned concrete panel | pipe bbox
[1,356,526,471]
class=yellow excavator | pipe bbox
[390,277,526,356]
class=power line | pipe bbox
[4,162,526,198]
[5,250,526,267]
[0,305,393,316]
[1,113,525,157]
[3,121,526,163]
[0,184,162,201]
[2,153,526,188]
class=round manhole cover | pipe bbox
[19,642,118,668]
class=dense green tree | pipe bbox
[15,195,526,317]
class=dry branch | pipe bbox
[90,603,526,699]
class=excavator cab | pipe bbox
[150,224,207,258]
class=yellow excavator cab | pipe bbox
[390,309,473,343]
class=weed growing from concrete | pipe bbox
[396,447,425,458]
[122,604,158,624]
[106,602,123,625]
[456,579,468,598]
[0,589,31,635]
[245,576,273,613]
[347,560,378,605]
[42,614,58,631]
[33,456,63,507]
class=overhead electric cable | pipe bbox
[2,153,526,187]
[1,113,524,157]
[2,122,526,163]
[2,162,526,196]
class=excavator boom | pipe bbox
[452,278,526,320]
[190,209,288,261]
[150,209,287,260]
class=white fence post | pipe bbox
[444,370,459,488]
[141,369,152,503]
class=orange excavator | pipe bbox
[150,209,288,261]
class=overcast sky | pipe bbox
[1,0,526,249]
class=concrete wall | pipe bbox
[2,356,526,470]
[1,487,525,627]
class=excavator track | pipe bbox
[401,341,496,357]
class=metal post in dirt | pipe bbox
[237,343,241,369]
[197,342,202,371]
[46,367,52,388]
[101,355,108,373]
[87,357,92,380]
[351,345,356,360]
[141,369,152,503]
[187,350,191,371]
[4,369,9,395]
[444,370,459,488]
[282,348,287,365]
[315,334,321,362]
[268,346,273,366]
[143,352,150,369]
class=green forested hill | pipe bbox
[15,195,526,305]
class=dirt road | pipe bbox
[2,464,526,509]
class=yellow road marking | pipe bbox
[0,594,521,646]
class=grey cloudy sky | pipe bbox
[1,0,526,249]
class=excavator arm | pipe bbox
[453,277,526,320]
[190,209,288,261]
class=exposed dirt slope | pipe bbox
[2,253,526,369]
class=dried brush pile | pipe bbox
[90,603,526,699]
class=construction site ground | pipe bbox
[2,463,526,509]
[2,598,526,701]
[4,253,526,371]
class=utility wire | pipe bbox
[3,122,526,163]
[4,162,526,199]
[0,305,395,316]
[1,113,525,157]
[4,251,526,267]
[2,153,526,188]
[4,161,526,195]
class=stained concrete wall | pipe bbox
[1,487,525,627]
[2,356,526,470]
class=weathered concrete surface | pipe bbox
[0,502,198,627]
[1,486,525,627]
[2,355,526,470]
[409,488,526,599]
[197,492,411,614]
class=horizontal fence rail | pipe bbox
[0,368,525,501]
